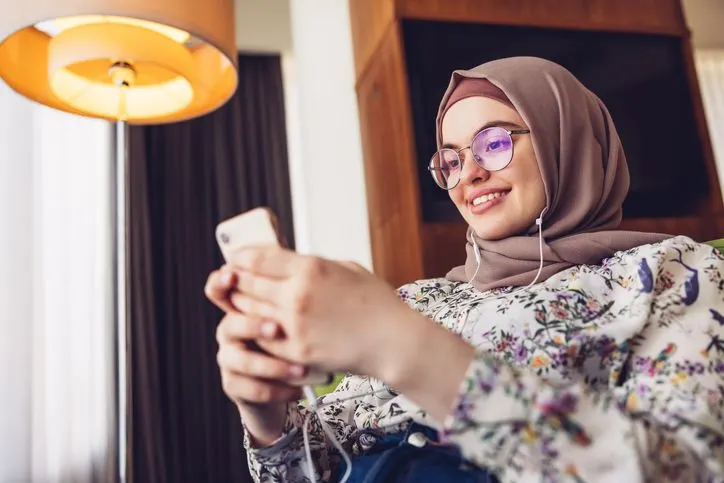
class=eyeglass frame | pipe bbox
[427,127,531,190]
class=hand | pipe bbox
[215,311,306,404]
[227,247,419,379]
[205,268,303,446]
[205,268,305,404]
[220,252,478,424]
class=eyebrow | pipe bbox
[441,120,524,149]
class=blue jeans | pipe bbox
[331,423,498,483]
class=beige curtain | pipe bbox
[0,80,115,482]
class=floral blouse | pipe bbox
[242,236,724,482]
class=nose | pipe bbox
[459,147,490,186]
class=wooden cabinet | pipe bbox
[349,0,724,287]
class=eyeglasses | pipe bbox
[428,126,530,190]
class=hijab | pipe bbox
[438,57,670,291]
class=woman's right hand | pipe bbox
[205,268,304,446]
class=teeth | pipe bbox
[472,192,506,206]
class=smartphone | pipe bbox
[215,207,333,387]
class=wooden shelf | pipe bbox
[350,0,723,285]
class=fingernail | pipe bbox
[219,271,233,286]
[288,365,305,377]
[260,321,277,338]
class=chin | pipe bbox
[471,228,509,241]
[468,218,510,241]
[465,203,536,241]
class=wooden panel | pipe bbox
[619,216,724,242]
[348,0,396,79]
[422,222,468,278]
[396,0,687,36]
[715,215,724,239]
[355,22,424,287]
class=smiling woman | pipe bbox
[205,56,724,483]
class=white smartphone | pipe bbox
[215,207,333,387]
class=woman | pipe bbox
[206,57,724,482]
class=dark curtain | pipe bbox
[128,53,295,483]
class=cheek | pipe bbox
[511,152,542,188]
[513,154,547,209]
[448,186,465,206]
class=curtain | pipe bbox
[0,81,115,482]
[128,53,295,483]
[695,49,724,202]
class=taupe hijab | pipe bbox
[439,57,670,291]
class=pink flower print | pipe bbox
[537,393,579,416]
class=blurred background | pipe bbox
[1,0,723,481]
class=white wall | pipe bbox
[234,0,372,269]
[683,0,724,49]
[283,0,372,268]
[234,0,292,53]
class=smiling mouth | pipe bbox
[471,190,510,207]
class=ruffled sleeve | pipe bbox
[441,240,724,482]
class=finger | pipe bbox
[230,246,303,278]
[339,260,368,274]
[255,338,299,364]
[217,344,305,380]
[220,372,302,403]
[216,313,280,342]
[235,270,285,307]
[229,290,281,321]
[204,268,238,313]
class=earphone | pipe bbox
[468,207,548,289]
[301,385,392,482]
[300,207,550,482]
[302,385,352,482]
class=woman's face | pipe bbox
[441,96,547,240]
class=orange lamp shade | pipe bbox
[0,0,238,124]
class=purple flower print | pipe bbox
[515,344,529,362]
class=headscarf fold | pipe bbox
[438,57,670,291]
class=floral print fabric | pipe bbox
[243,236,724,482]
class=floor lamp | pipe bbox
[0,2,238,481]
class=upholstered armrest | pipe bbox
[707,238,724,254]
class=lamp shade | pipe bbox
[0,0,238,124]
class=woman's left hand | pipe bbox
[227,246,418,379]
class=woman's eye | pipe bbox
[486,139,506,152]
[444,158,460,170]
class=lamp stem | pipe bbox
[112,119,129,483]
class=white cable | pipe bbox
[468,231,482,284]
[507,207,547,296]
[302,385,321,482]
[299,208,548,481]
[301,384,391,482]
